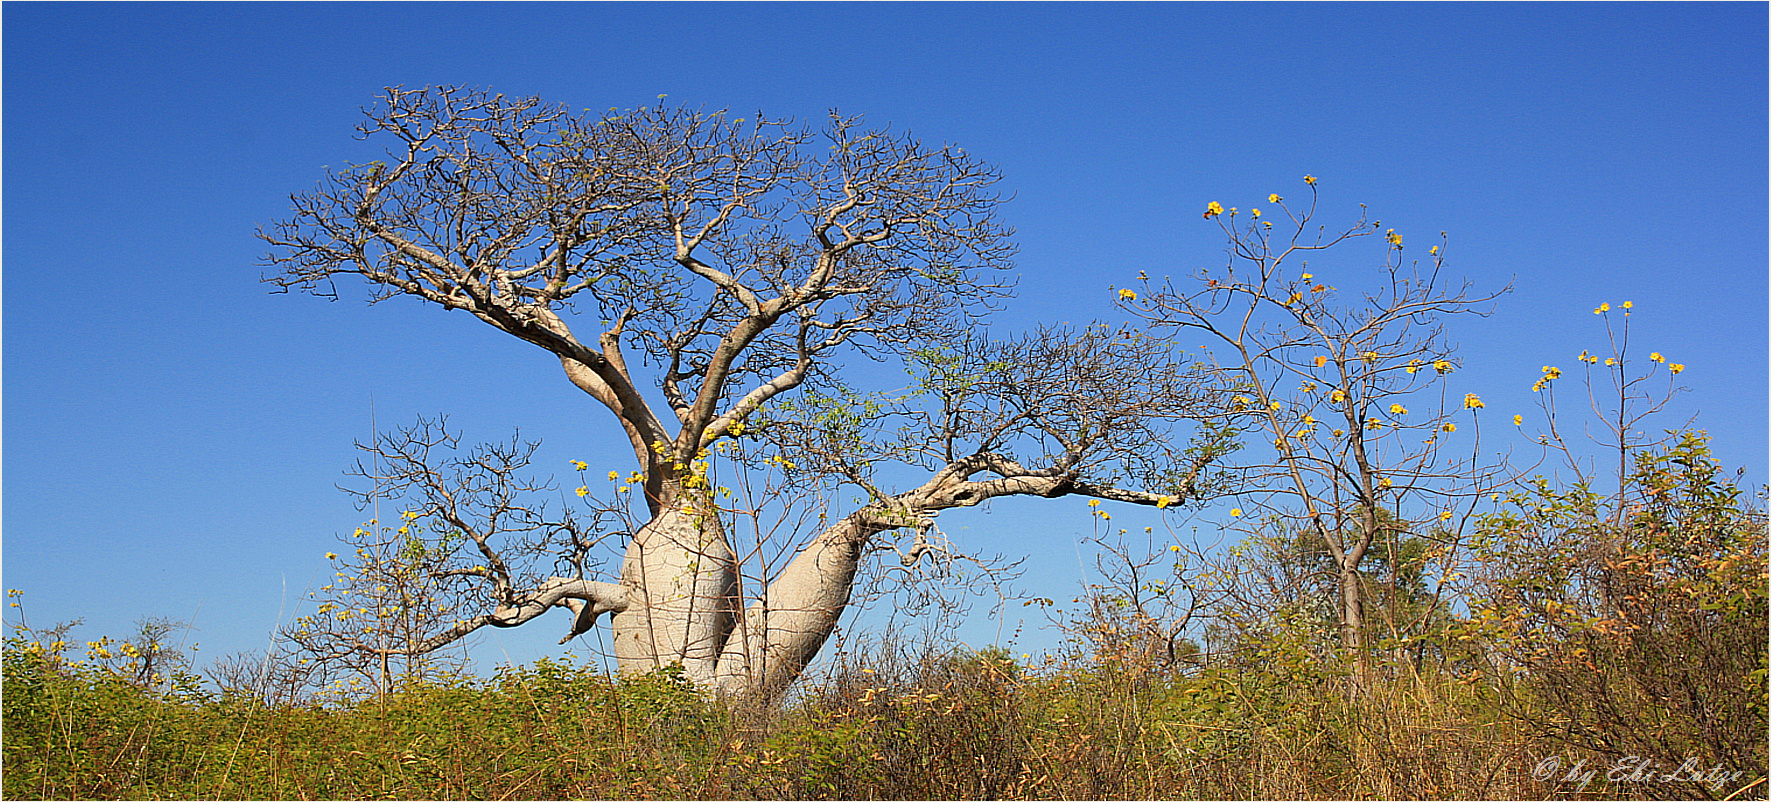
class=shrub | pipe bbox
[1468,433,1768,798]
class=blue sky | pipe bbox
[5,3,1765,672]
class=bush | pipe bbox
[1468,432,1768,798]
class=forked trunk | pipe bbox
[608,496,880,702]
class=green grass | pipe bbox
[11,641,1758,800]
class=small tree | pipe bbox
[1051,524,1227,676]
[1121,181,1507,676]
[1185,506,1453,665]
[4,593,200,695]
[264,87,1219,701]
[283,426,499,697]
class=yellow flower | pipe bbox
[1669,363,1685,374]
[1286,292,1302,305]
[1514,414,1523,425]
[1204,201,1224,218]
[572,460,588,471]
[1169,545,1182,552]
[1390,403,1408,415]
[1622,300,1632,309]
[1301,273,1313,280]
[1366,418,1383,430]
[1269,193,1282,204]
[1304,174,1317,185]
[1332,428,1345,438]
[576,486,590,497]
[1230,508,1243,517]
[1269,401,1282,411]
[1157,496,1173,509]
[1314,355,1328,368]
[1360,351,1380,363]
[1386,230,1402,247]
[325,552,338,561]
[398,526,409,535]
[1604,357,1616,366]
[1442,422,1457,432]
[1434,359,1452,373]
[1594,302,1610,314]
[1380,477,1393,488]
[1439,511,1454,521]
[1463,393,1484,409]
[1650,352,1664,363]
[1406,360,1422,374]
[1542,366,1561,379]
[1087,499,1100,507]
[608,470,620,481]
[1330,389,1346,403]
[1430,245,1439,256]
[1118,288,1138,301]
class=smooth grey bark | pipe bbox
[612,499,738,687]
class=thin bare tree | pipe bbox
[1121,181,1508,677]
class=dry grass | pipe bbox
[9,638,1758,800]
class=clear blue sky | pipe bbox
[5,3,1765,671]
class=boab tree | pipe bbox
[263,87,1215,701]
[1119,182,1507,675]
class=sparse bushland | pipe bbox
[7,177,1765,799]
[6,536,1762,801]
[0,627,1544,800]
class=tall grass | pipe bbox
[9,636,1756,800]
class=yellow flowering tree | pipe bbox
[3,594,203,698]
[1124,180,1508,676]
[1436,303,1765,797]
[1527,301,1691,523]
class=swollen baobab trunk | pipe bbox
[612,497,738,686]
[713,509,881,698]
[607,485,888,699]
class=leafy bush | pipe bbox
[1467,433,1768,797]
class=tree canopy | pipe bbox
[262,87,1217,700]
